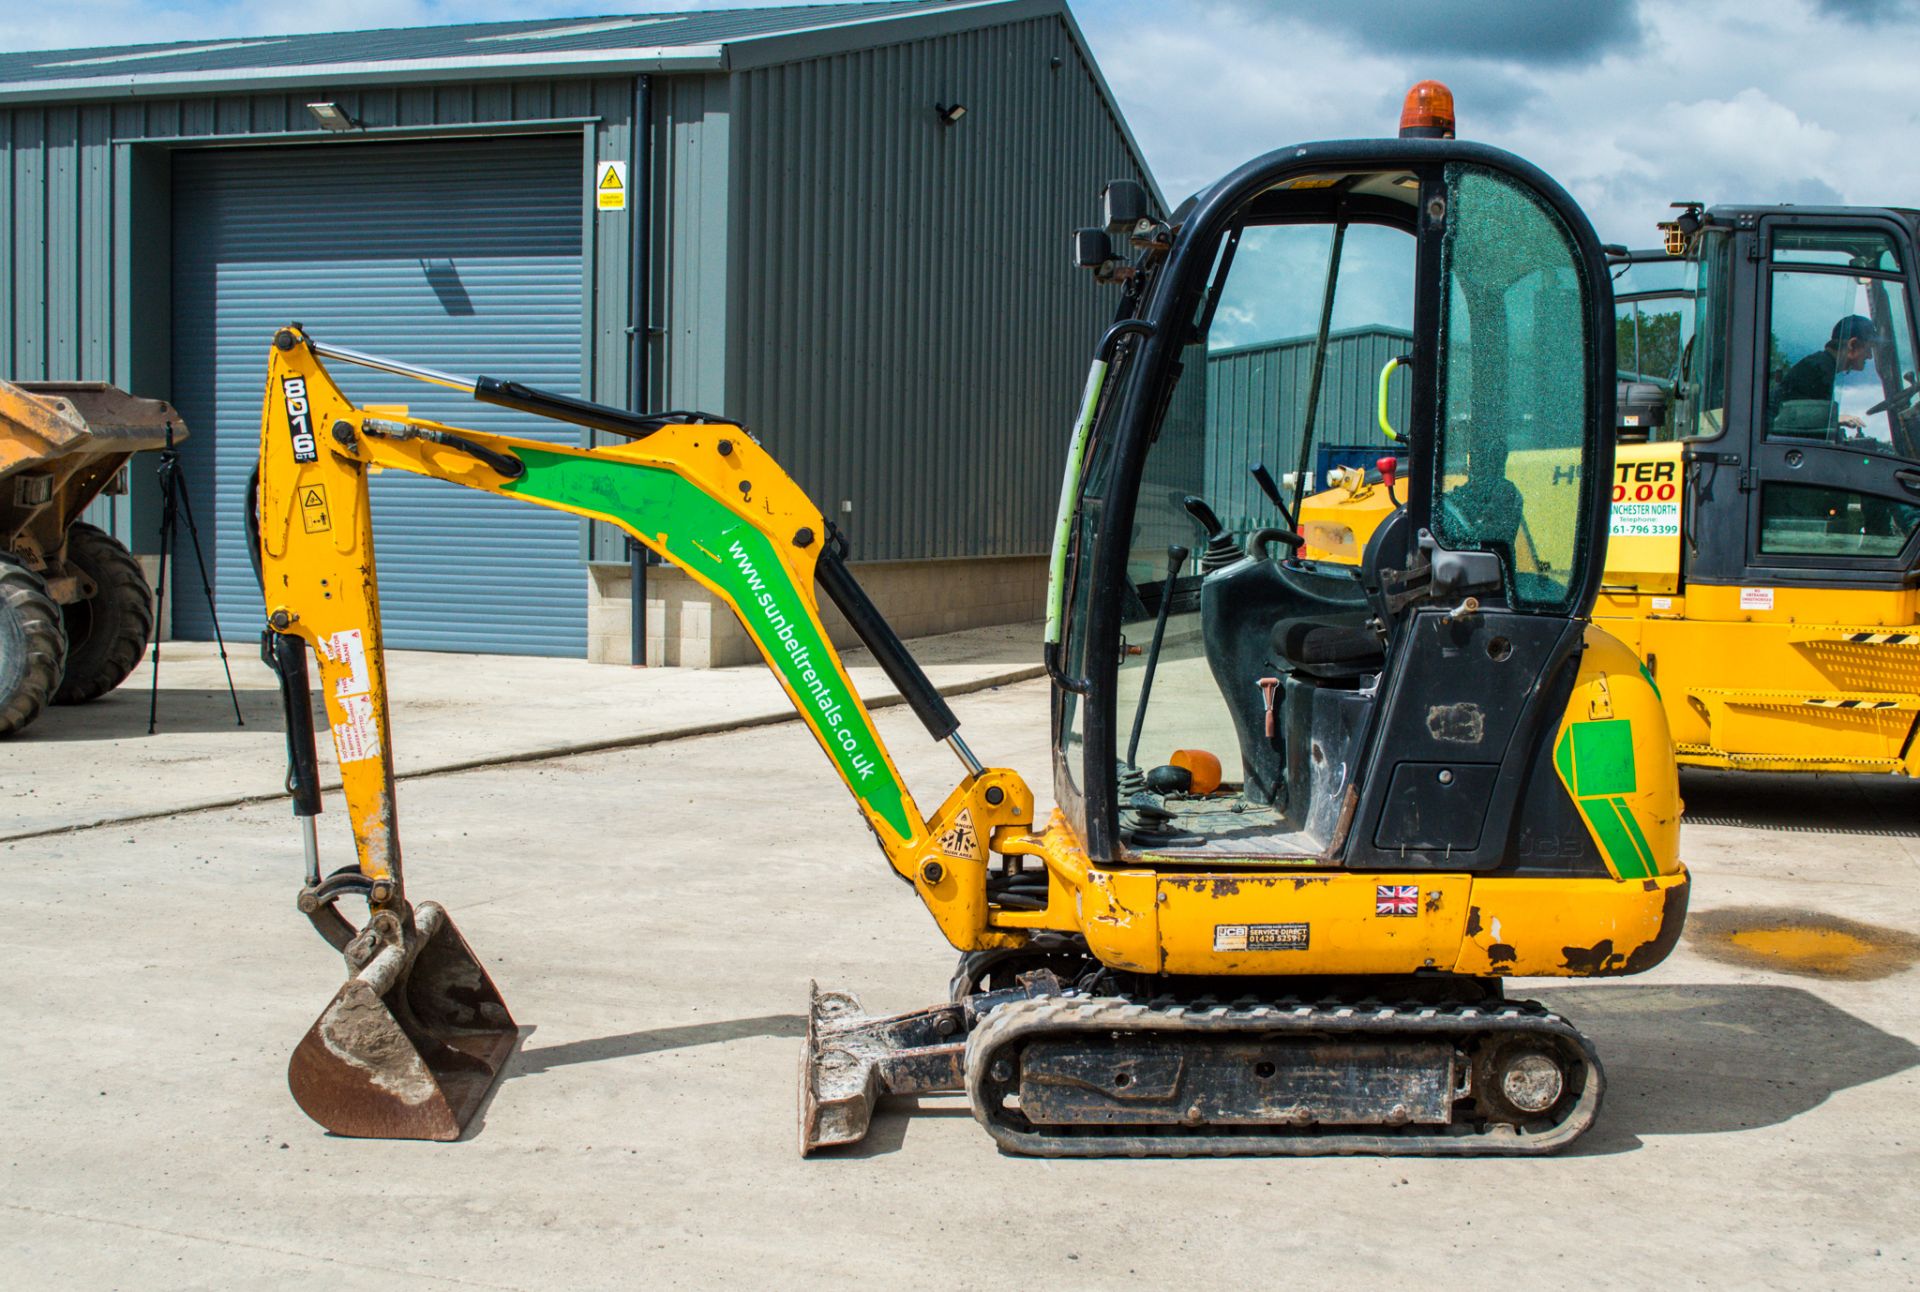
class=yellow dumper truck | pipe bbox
[0,380,178,735]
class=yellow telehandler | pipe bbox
[254,85,1687,1155]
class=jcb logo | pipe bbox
[282,376,318,463]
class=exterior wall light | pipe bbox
[934,102,967,125]
[306,102,360,132]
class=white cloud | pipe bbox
[1080,0,1920,246]
[4,0,1916,248]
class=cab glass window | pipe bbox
[1117,216,1415,791]
[1612,257,1694,440]
[1109,192,1416,852]
[1772,228,1903,272]
[1434,164,1593,612]
[1759,483,1920,557]
[1681,229,1734,440]
[1764,231,1920,459]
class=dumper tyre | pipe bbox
[0,554,67,736]
[52,523,151,705]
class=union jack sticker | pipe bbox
[1375,884,1419,917]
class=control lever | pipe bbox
[1249,463,1298,531]
[1258,676,1281,739]
[1183,496,1242,572]
[1379,455,1401,507]
[1126,544,1190,767]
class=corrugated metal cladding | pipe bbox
[170,136,589,655]
[0,79,635,399]
[1204,326,1412,531]
[0,1,1160,656]
[725,14,1151,563]
[0,79,635,654]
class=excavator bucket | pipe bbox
[288,902,516,1141]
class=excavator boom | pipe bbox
[258,327,1030,1138]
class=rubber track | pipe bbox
[964,993,1603,1157]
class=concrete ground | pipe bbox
[2,623,1042,841]
[3,673,1919,1289]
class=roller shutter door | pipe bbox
[170,134,588,656]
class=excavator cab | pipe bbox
[1053,145,1626,877]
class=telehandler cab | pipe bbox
[1599,210,1920,774]
[255,85,1686,1155]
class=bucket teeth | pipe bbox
[288,901,516,1141]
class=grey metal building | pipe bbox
[0,0,1156,663]
[1205,326,1411,530]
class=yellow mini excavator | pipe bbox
[255,85,1687,1155]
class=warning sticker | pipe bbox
[1213,922,1310,952]
[315,629,380,763]
[299,484,331,534]
[1740,586,1775,611]
[937,807,981,859]
[318,628,372,698]
[594,160,627,212]
[333,693,381,764]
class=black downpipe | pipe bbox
[815,549,959,743]
[267,631,323,818]
[630,74,652,668]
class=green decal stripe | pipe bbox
[1610,795,1657,877]
[1554,726,1655,880]
[501,448,916,841]
[1570,718,1637,798]
[1554,727,1575,786]
[1582,795,1652,880]
[1638,660,1663,703]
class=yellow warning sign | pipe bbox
[300,484,331,534]
[595,160,627,212]
[937,807,980,860]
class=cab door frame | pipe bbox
[1741,210,1920,588]
[1068,139,1618,867]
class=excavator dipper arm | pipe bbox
[257,326,1031,1139]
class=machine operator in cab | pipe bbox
[1771,313,1883,432]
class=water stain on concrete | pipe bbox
[1687,906,1920,981]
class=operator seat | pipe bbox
[1267,506,1409,683]
[1272,617,1384,681]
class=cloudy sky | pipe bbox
[2,0,1914,246]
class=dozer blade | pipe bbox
[799,974,1063,1155]
[289,901,516,1141]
